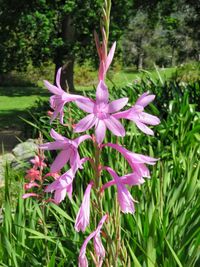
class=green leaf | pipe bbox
[165,238,183,267]
[49,203,74,223]
[127,242,142,267]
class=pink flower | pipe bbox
[30,155,46,169]
[45,169,75,203]
[78,214,108,267]
[24,182,39,190]
[74,80,128,144]
[40,129,91,172]
[103,143,158,178]
[44,68,88,124]
[75,181,94,232]
[102,167,136,214]
[94,30,116,81]
[93,233,105,267]
[101,171,145,192]
[113,92,160,135]
[25,168,40,181]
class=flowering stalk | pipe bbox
[101,0,111,54]
[24,0,160,266]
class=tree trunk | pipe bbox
[54,15,75,93]
[137,52,144,70]
[136,38,144,70]
[171,47,176,67]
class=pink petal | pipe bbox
[104,143,157,164]
[44,80,63,95]
[101,172,144,191]
[102,167,135,214]
[112,109,130,120]
[50,150,70,172]
[122,173,145,185]
[73,135,92,146]
[74,114,97,133]
[104,116,125,137]
[56,68,62,89]
[105,42,116,71]
[98,61,106,81]
[136,92,155,107]
[49,104,60,123]
[103,166,118,180]
[93,234,105,266]
[78,215,108,267]
[45,179,60,193]
[22,193,39,199]
[24,182,39,190]
[135,121,154,136]
[75,181,93,232]
[54,188,66,204]
[96,80,109,104]
[108,97,128,113]
[132,163,151,178]
[70,151,82,172]
[75,99,95,113]
[78,252,88,267]
[137,112,160,125]
[45,170,75,200]
[40,141,65,151]
[130,153,158,164]
[50,128,68,141]
[117,183,135,214]
[95,120,106,144]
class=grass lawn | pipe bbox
[76,67,176,90]
[0,87,48,130]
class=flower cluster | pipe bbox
[25,27,160,266]
[23,153,60,201]
[23,154,46,199]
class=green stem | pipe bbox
[92,141,116,265]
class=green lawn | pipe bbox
[76,67,176,90]
[0,87,48,130]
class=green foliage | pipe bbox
[74,62,97,86]
[122,1,199,69]
[0,80,199,266]
[171,62,200,83]
[0,0,131,74]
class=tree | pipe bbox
[0,0,132,91]
[121,0,200,69]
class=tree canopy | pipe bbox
[0,0,199,89]
[0,0,132,90]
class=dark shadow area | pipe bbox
[0,109,30,130]
[0,130,23,153]
[0,109,31,153]
[0,86,49,97]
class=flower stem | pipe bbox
[92,141,117,265]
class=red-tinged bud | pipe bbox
[47,110,53,117]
